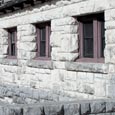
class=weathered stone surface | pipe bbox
[94,78,106,97]
[80,102,91,115]
[0,45,8,55]
[18,50,36,60]
[44,105,64,115]
[52,25,78,34]
[52,52,78,61]
[3,107,23,115]
[0,0,114,104]
[17,42,37,51]
[27,60,53,69]
[64,103,80,115]
[65,62,108,73]
[50,32,62,47]
[24,107,44,115]
[0,59,18,66]
[60,34,78,52]
[0,29,8,37]
[90,101,106,114]
[18,35,36,42]
[82,84,94,95]
[106,84,115,98]
[51,17,77,26]
[106,101,115,112]
[0,99,115,115]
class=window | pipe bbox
[7,28,17,58]
[78,13,105,62]
[36,22,51,59]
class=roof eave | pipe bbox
[0,0,49,14]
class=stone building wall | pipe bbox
[0,99,115,115]
[0,0,114,104]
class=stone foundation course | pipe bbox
[0,99,115,115]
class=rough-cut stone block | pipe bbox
[105,21,115,30]
[32,89,40,100]
[4,66,18,73]
[77,72,94,84]
[24,107,44,115]
[17,24,36,33]
[53,61,65,69]
[17,42,36,51]
[27,60,53,69]
[0,55,7,59]
[66,71,77,81]
[106,84,115,98]
[109,45,115,64]
[64,103,80,115]
[50,32,62,47]
[80,102,91,115]
[0,59,18,66]
[0,106,4,115]
[52,25,78,34]
[106,101,115,112]
[39,80,52,89]
[0,37,8,45]
[105,45,111,64]
[51,17,77,26]
[109,0,115,8]
[18,29,36,37]
[94,78,106,97]
[105,29,115,44]
[60,34,78,52]
[109,64,115,73]
[0,45,8,55]
[52,52,78,61]
[39,89,53,100]
[4,107,23,115]
[51,69,67,86]
[19,35,36,42]
[0,29,8,37]
[63,81,77,91]
[86,73,94,83]
[44,105,64,115]
[90,101,106,114]
[82,84,94,95]
[94,73,103,79]
[18,50,36,60]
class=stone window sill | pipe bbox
[0,58,18,66]
[27,60,53,69]
[65,62,108,74]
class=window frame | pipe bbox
[35,22,51,60]
[77,13,105,63]
[7,27,17,59]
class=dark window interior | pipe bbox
[36,22,51,59]
[8,28,17,57]
[40,27,46,56]
[83,22,93,58]
[11,31,16,56]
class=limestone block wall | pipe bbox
[0,0,114,104]
[0,99,115,115]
